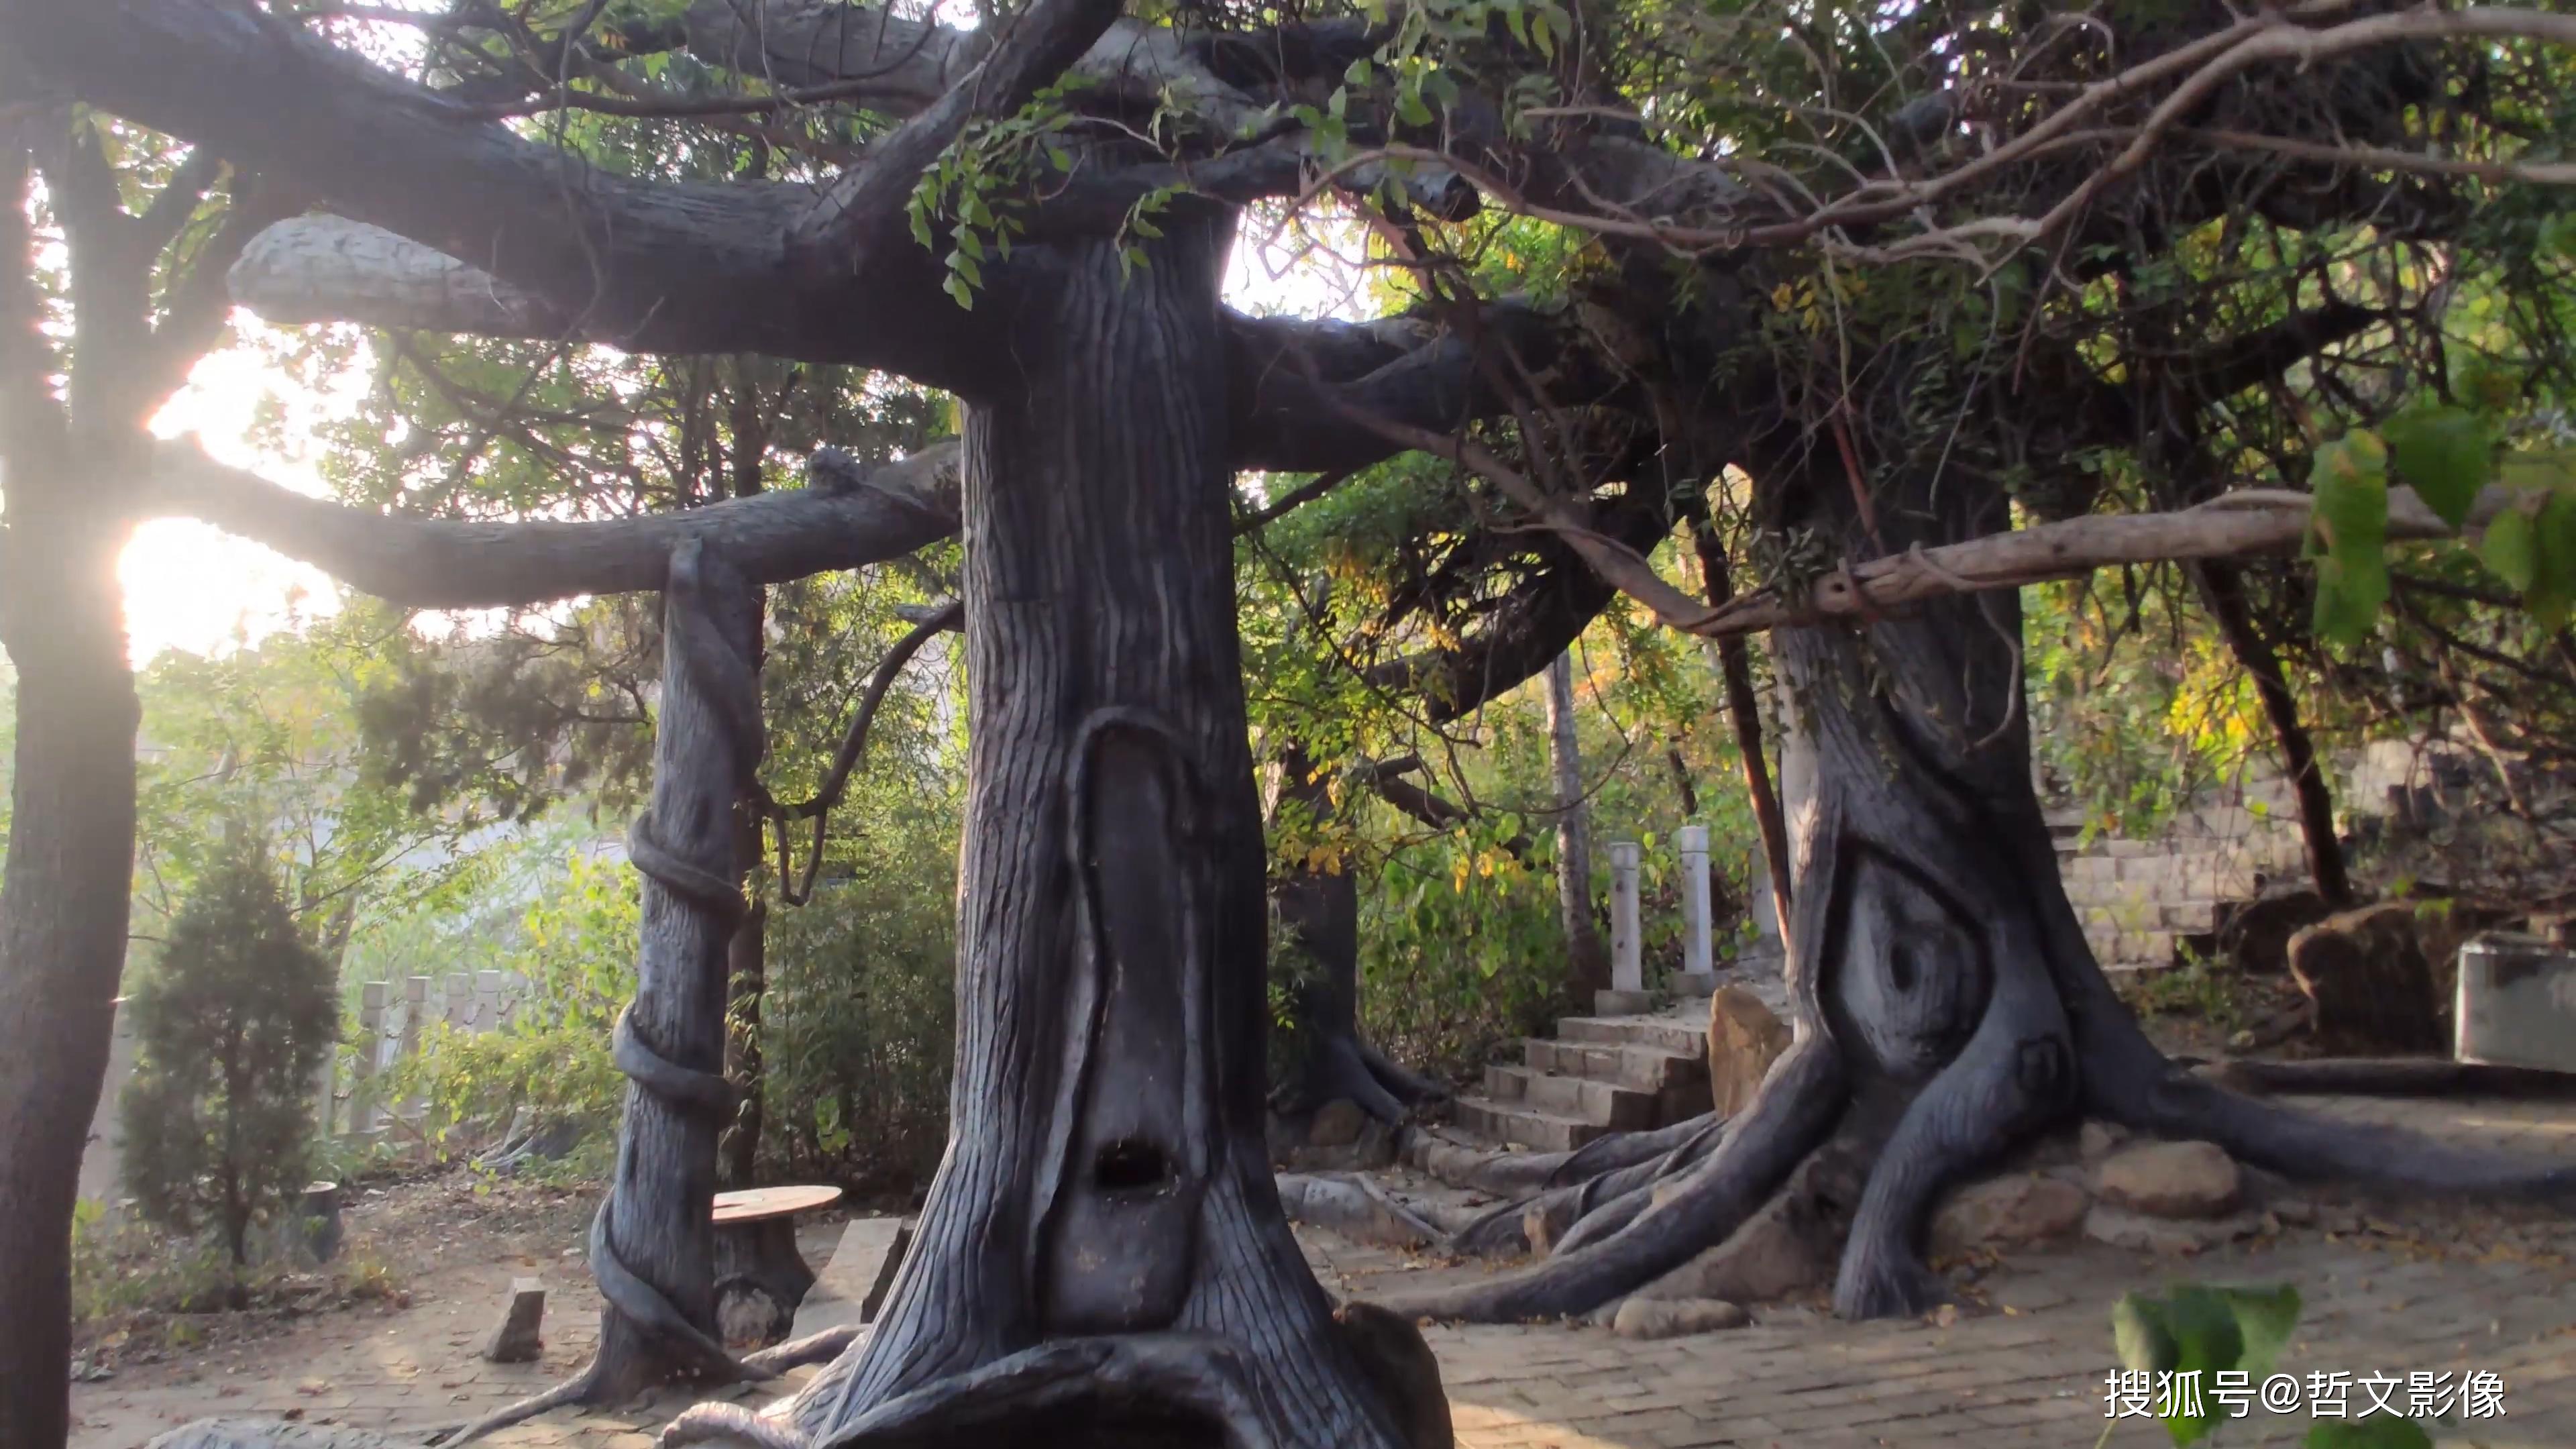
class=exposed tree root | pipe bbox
[1381,1041,1844,1323]
[2208,1057,2576,1101]
[740,1326,869,1377]
[2109,1065,2576,1199]
[427,1360,605,1447]
[1276,1173,1451,1248]
[663,1334,1283,1449]
[1446,1115,1731,1258]
[1298,1026,1437,1125]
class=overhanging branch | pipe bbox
[152,436,962,610]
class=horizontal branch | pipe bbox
[151,435,962,609]
[1691,484,2511,639]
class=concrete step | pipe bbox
[1456,1095,1608,1152]
[1482,1065,1659,1130]
[1522,1038,1706,1091]
[1556,1015,1707,1057]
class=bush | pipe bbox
[758,843,957,1191]
[1358,820,1575,1085]
[120,835,339,1265]
[395,847,634,1173]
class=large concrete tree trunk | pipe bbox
[697,217,1438,1449]
[1389,459,2576,1327]
[0,504,142,1449]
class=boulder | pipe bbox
[1308,1098,1368,1148]
[1613,1297,1750,1339]
[1332,1301,1454,1449]
[2078,1121,2129,1163]
[2090,1140,2241,1220]
[478,1277,544,1363]
[2084,1205,2265,1254]
[1641,1201,1827,1303]
[1706,986,1790,1118]
[2216,886,2334,975]
[2287,904,2443,1053]
[1927,1173,2090,1257]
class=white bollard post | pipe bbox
[76,999,139,1213]
[354,981,388,1132]
[1676,824,1713,985]
[445,973,473,1028]
[474,969,506,1034]
[1609,841,1643,996]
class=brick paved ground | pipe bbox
[72,1095,2576,1449]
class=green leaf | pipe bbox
[2304,1416,2434,1449]
[2112,1293,2178,1376]
[2306,431,2391,648]
[2153,1287,2243,1445]
[942,273,975,309]
[2528,490,2576,628]
[2379,404,2491,528]
[1396,89,1435,127]
[2484,502,2540,590]
[2211,1283,2300,1381]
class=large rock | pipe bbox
[1637,1134,1865,1303]
[1308,1098,1368,1148]
[2090,1140,2241,1220]
[1928,1172,2090,1257]
[1332,1301,1453,1449]
[2216,886,2334,975]
[1706,986,1790,1118]
[478,1278,544,1363]
[2084,1205,2265,1254]
[2287,903,2444,1053]
[1613,1296,1750,1339]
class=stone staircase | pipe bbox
[1456,1000,1725,1152]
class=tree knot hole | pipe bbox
[1093,1136,1174,1196]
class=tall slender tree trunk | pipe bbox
[584,543,765,1401]
[1693,527,1795,950]
[1543,653,1611,997]
[757,217,1436,1449]
[0,502,142,1449]
[2191,560,2353,904]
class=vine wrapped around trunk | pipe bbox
[443,541,855,1444]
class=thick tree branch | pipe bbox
[2,0,983,382]
[224,214,1544,473]
[150,436,962,609]
[788,0,1122,258]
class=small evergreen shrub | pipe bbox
[120,833,339,1265]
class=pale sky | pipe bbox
[123,212,1367,667]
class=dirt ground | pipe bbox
[66,1173,857,1449]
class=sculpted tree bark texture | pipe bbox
[661,219,1442,1449]
[445,543,773,1444]
[1388,457,2576,1327]
[1269,745,1448,1127]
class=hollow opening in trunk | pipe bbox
[1094,1138,1175,1195]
